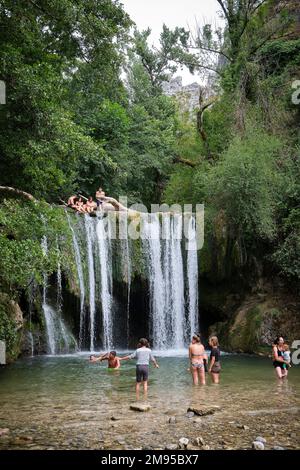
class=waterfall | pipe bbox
[84,215,96,351]
[65,211,199,352]
[186,216,199,340]
[120,214,131,347]
[169,214,186,349]
[95,216,113,350]
[141,213,167,349]
[141,213,198,350]
[28,282,34,357]
[66,212,86,348]
[41,235,56,354]
[41,229,77,355]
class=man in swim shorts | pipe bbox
[90,351,121,369]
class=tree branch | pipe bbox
[174,156,197,167]
[0,186,36,202]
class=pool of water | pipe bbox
[0,353,299,450]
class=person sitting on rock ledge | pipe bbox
[84,196,97,214]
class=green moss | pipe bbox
[0,295,20,361]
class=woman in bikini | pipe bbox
[189,334,207,385]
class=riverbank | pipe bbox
[0,354,299,450]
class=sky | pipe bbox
[121,0,223,84]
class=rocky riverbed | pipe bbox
[0,355,299,450]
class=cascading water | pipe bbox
[95,215,113,350]
[140,213,197,350]
[119,214,131,347]
[67,210,199,352]
[41,229,77,355]
[66,212,86,348]
[84,214,96,351]
[141,213,167,349]
[41,235,56,354]
[186,215,199,339]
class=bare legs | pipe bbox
[136,380,148,399]
[275,366,288,379]
[191,367,206,385]
[211,372,220,384]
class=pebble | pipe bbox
[130,404,151,412]
[193,436,205,447]
[252,441,265,450]
[168,416,176,424]
[0,428,10,437]
[186,412,194,418]
[187,406,220,416]
[273,446,285,450]
[178,437,189,449]
[255,436,267,444]
[165,444,178,450]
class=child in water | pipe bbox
[120,338,159,397]
[282,343,291,376]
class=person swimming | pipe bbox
[89,351,121,369]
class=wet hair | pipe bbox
[192,333,201,343]
[209,335,219,347]
[88,196,93,201]
[109,351,116,357]
[273,336,284,345]
[138,338,150,348]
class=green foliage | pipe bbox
[0,199,71,294]
[0,296,18,359]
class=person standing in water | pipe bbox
[120,338,159,398]
[189,334,207,385]
[272,337,290,379]
[208,336,221,384]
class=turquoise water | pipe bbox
[0,353,299,449]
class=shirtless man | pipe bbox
[90,351,120,369]
[85,197,97,213]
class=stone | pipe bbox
[130,404,151,412]
[193,417,202,424]
[111,416,120,421]
[255,436,266,444]
[165,444,178,450]
[187,406,221,417]
[202,445,210,450]
[186,411,195,418]
[168,416,176,424]
[178,437,189,449]
[0,428,10,437]
[252,441,265,450]
[193,436,205,447]
[273,446,285,450]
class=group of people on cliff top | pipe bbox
[89,334,292,398]
[67,187,106,214]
